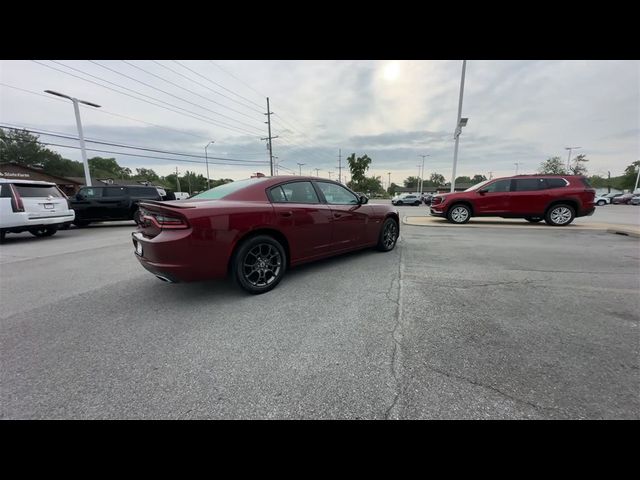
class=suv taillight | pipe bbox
[9,184,25,212]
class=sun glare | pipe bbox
[383,61,401,81]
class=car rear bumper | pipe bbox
[132,230,228,282]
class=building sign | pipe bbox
[0,171,30,177]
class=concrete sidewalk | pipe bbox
[403,215,640,237]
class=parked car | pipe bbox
[611,193,634,205]
[630,195,640,206]
[131,177,400,294]
[174,192,191,200]
[391,193,421,206]
[422,194,434,205]
[0,179,75,242]
[605,193,623,203]
[429,174,596,226]
[68,185,162,227]
[594,195,610,206]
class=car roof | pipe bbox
[0,178,56,186]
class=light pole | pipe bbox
[418,154,430,194]
[297,162,306,176]
[565,146,581,172]
[328,171,334,180]
[635,162,640,192]
[450,60,468,193]
[387,172,391,191]
[45,90,100,187]
[514,162,521,175]
[204,140,214,189]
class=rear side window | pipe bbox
[103,187,127,197]
[580,177,593,188]
[0,185,12,198]
[79,187,104,198]
[544,178,568,189]
[273,181,319,203]
[129,187,159,198]
[14,184,63,198]
[513,178,545,191]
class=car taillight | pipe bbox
[139,208,188,229]
[8,184,25,212]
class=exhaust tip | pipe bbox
[156,275,174,283]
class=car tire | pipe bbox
[377,217,399,252]
[29,227,58,237]
[545,204,575,226]
[0,230,5,243]
[597,200,606,206]
[446,204,471,224]
[414,201,420,206]
[524,216,543,223]
[396,201,403,206]
[232,234,287,294]
[73,220,90,227]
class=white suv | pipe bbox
[0,179,75,242]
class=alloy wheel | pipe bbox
[550,207,572,225]
[451,206,469,223]
[242,243,283,288]
[383,221,398,249]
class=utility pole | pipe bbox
[261,97,278,176]
[186,171,192,194]
[607,171,611,194]
[514,162,521,175]
[635,163,640,192]
[314,168,320,177]
[297,162,305,176]
[387,172,391,191]
[175,166,181,192]
[328,171,334,180]
[204,140,214,189]
[488,171,493,180]
[337,149,342,183]
[418,154,430,194]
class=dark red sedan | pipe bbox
[132,176,400,293]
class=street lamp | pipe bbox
[297,162,306,176]
[450,60,468,193]
[565,146,581,172]
[418,154,430,194]
[204,140,215,189]
[45,90,100,187]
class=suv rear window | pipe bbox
[513,178,545,191]
[14,184,63,197]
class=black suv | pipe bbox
[68,185,162,227]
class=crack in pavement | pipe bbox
[384,246,404,420]
[421,362,559,416]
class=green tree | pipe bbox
[621,161,640,190]
[569,154,589,175]
[1,128,56,167]
[455,176,472,184]
[347,153,372,188]
[403,176,421,189]
[539,156,567,175]
[88,157,129,178]
[387,182,399,195]
[472,174,487,183]
[430,173,445,186]
[133,168,160,182]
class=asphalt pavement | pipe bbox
[1,209,638,419]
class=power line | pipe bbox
[32,60,262,137]
[153,61,264,114]
[208,60,267,101]
[33,141,269,167]
[0,82,213,142]
[174,60,265,110]
[122,60,263,121]
[0,125,267,164]
[88,60,265,133]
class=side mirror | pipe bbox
[478,189,488,194]
[359,195,369,204]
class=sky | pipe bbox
[0,60,638,188]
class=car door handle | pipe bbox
[333,213,344,218]
[280,211,293,217]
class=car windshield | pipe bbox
[190,178,262,200]
[465,180,491,192]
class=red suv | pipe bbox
[430,175,596,226]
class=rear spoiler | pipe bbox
[139,200,196,209]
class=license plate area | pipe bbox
[43,203,54,209]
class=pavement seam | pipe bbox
[385,244,404,420]
[421,362,559,416]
